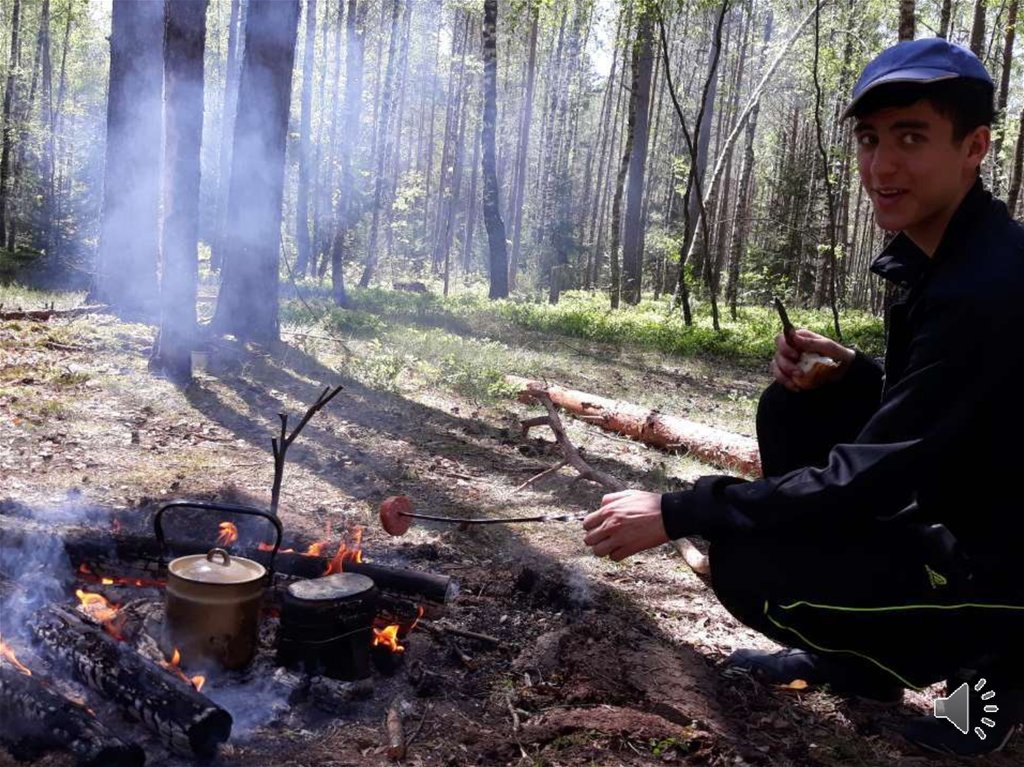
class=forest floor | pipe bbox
[1,288,1022,767]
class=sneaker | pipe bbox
[902,715,1018,756]
[725,648,904,704]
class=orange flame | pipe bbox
[216,521,239,547]
[75,589,125,640]
[0,635,32,676]
[160,647,205,692]
[372,606,424,655]
[372,624,405,653]
[78,562,164,589]
[325,527,364,575]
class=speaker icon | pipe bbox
[933,678,1001,740]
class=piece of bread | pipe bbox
[796,353,840,388]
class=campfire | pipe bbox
[0,499,460,765]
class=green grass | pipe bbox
[0,282,88,310]
[283,286,885,361]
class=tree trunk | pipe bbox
[37,0,56,263]
[621,10,654,306]
[212,0,300,344]
[151,0,207,383]
[0,0,21,249]
[990,0,1017,194]
[508,376,762,478]
[294,0,317,275]
[898,0,916,40]
[1007,106,1024,215]
[939,0,953,37]
[330,0,365,307]
[211,0,242,272]
[969,0,986,56]
[50,0,72,261]
[481,0,508,299]
[507,1,538,292]
[462,120,481,273]
[92,0,164,317]
[358,0,402,288]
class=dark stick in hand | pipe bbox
[774,297,797,346]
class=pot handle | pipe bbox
[154,501,284,577]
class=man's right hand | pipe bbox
[771,328,855,391]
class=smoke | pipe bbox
[200,658,297,736]
[567,562,593,607]
[0,508,79,643]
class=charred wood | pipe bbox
[30,605,231,758]
[0,663,145,767]
[308,675,374,714]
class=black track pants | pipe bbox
[708,382,1024,690]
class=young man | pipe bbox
[582,39,1024,756]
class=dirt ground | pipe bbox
[2,306,1022,767]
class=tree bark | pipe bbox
[151,0,207,383]
[508,376,761,478]
[92,0,164,318]
[330,0,365,307]
[621,10,654,306]
[37,0,56,263]
[990,0,1017,194]
[0,0,21,249]
[1007,106,1024,215]
[212,0,300,344]
[898,0,916,40]
[507,1,538,292]
[969,0,986,56]
[211,0,242,272]
[294,0,317,275]
[358,0,402,288]
[938,0,953,37]
[481,0,508,298]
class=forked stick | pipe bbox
[270,385,343,515]
[523,390,710,577]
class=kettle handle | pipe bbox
[154,501,284,578]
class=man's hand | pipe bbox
[583,490,669,562]
[771,328,855,392]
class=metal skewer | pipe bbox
[395,511,586,525]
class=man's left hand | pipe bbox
[583,490,669,561]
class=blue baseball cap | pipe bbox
[844,38,993,119]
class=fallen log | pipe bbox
[0,663,145,767]
[30,605,232,758]
[0,304,108,322]
[508,376,762,478]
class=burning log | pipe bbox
[7,513,452,602]
[0,663,146,767]
[0,515,453,606]
[30,605,232,758]
[509,375,762,478]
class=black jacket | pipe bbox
[661,180,1024,581]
